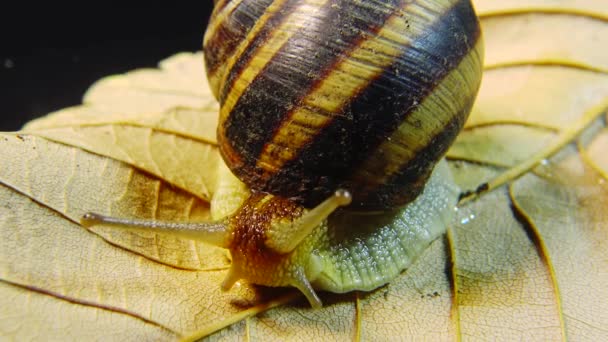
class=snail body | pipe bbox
[210,159,458,299]
[82,0,483,308]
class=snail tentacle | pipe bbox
[266,189,352,254]
[220,263,242,291]
[80,212,230,248]
[292,266,322,309]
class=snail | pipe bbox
[81,0,484,308]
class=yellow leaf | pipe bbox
[481,13,608,71]
[582,127,608,177]
[511,152,608,339]
[0,133,224,270]
[2,1,608,341]
[463,66,608,130]
[450,189,563,340]
[0,134,294,339]
[449,125,555,167]
[83,52,216,114]
[24,106,219,145]
[474,0,608,18]
[0,282,177,340]
[25,123,220,201]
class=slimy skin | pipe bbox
[209,159,459,307]
[312,160,459,293]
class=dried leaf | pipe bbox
[510,154,608,340]
[0,133,224,270]
[1,1,607,341]
[462,66,608,130]
[474,0,608,18]
[83,52,216,114]
[450,188,563,340]
[24,106,219,145]
[0,282,177,341]
[24,123,220,201]
[0,134,291,339]
[482,13,608,71]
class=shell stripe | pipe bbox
[267,0,481,207]
[221,0,402,178]
[205,0,289,98]
[204,0,254,72]
[215,0,313,167]
[219,0,329,112]
[213,0,232,13]
[350,40,484,209]
[204,0,272,93]
[344,1,484,209]
[255,0,425,176]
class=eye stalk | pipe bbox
[266,189,352,254]
[80,212,231,248]
[80,189,352,308]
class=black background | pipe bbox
[0,3,215,131]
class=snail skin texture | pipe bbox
[82,0,483,308]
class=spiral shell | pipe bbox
[204,0,483,210]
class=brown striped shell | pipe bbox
[204,0,484,210]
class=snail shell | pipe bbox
[204,0,484,210]
[82,0,483,308]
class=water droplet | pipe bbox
[540,159,550,166]
[460,217,470,225]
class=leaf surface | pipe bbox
[511,154,608,339]
[1,1,607,341]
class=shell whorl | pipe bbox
[204,0,484,210]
